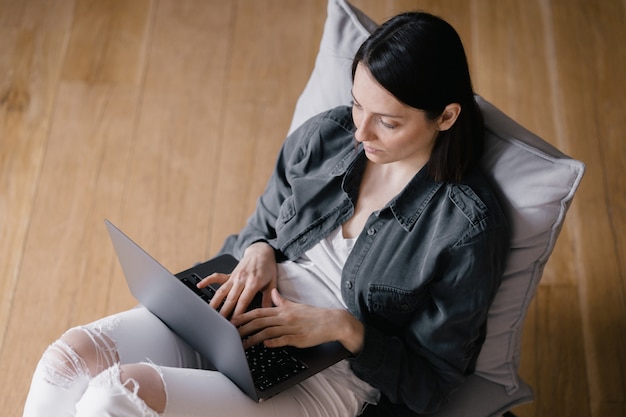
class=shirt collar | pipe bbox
[389,168,443,231]
[337,149,443,232]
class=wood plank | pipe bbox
[535,285,591,416]
[470,0,559,146]
[0,0,74,31]
[590,1,626,411]
[0,1,153,413]
[545,0,626,412]
[591,402,626,417]
[61,0,153,84]
[0,3,71,356]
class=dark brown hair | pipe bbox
[352,12,483,183]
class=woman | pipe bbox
[23,11,508,417]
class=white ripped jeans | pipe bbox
[22,307,364,417]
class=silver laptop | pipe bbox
[104,220,350,402]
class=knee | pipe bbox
[75,364,164,416]
[60,327,119,376]
[35,328,99,390]
[32,326,119,393]
[120,363,167,413]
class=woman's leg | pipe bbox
[22,325,120,416]
[25,306,365,417]
[75,363,364,417]
[74,363,164,417]
[23,307,203,417]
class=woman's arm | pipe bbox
[199,116,323,317]
[223,118,319,260]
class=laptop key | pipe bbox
[246,343,308,391]
[180,274,225,311]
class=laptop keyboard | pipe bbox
[246,343,308,391]
[179,273,308,391]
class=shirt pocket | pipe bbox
[367,284,426,330]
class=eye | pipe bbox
[379,118,396,129]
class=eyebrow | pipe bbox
[350,90,404,119]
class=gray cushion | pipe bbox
[289,0,585,401]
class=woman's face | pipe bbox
[351,63,439,171]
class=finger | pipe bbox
[263,335,292,349]
[233,307,277,332]
[217,282,244,318]
[232,286,261,318]
[244,333,281,349]
[210,280,241,314]
[242,324,296,349]
[206,280,227,310]
[243,331,270,349]
[197,272,229,288]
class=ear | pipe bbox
[436,103,461,131]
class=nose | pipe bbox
[354,115,375,143]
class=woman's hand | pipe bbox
[232,289,365,355]
[197,242,277,318]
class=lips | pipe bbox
[363,145,379,153]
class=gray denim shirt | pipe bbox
[220,106,509,414]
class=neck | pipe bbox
[367,158,425,189]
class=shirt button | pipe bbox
[367,228,376,236]
[345,281,353,290]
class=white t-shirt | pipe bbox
[276,226,380,404]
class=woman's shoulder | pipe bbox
[320,105,354,130]
[290,106,354,138]
[442,169,508,230]
[285,106,356,155]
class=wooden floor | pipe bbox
[1,0,624,415]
